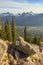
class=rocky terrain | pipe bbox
[0,37,43,65]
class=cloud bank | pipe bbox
[0,0,43,14]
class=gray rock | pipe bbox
[14,37,36,55]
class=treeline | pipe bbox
[0,16,16,42]
[24,26,41,46]
[0,17,41,45]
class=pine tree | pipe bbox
[0,20,2,38]
[27,36,31,43]
[37,37,41,46]
[5,19,12,42]
[1,24,6,40]
[33,36,37,44]
[11,16,16,42]
[0,17,2,30]
[33,35,41,45]
[24,26,27,41]
[0,18,6,40]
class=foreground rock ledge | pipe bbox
[0,37,43,65]
[13,37,36,55]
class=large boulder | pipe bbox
[13,37,36,55]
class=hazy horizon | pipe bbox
[0,0,43,14]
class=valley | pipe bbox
[16,26,43,41]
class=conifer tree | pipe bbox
[0,17,2,30]
[0,18,6,40]
[37,37,41,46]
[33,35,41,45]
[5,19,12,42]
[27,36,31,43]
[33,36,37,44]
[11,16,16,42]
[0,20,2,38]
[1,24,6,40]
[24,26,27,41]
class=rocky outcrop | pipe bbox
[13,37,36,55]
[0,37,43,65]
[0,39,8,65]
[0,39,17,65]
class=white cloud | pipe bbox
[0,0,43,14]
[0,0,41,8]
[0,8,24,14]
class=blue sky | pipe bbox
[11,0,43,3]
[0,0,43,14]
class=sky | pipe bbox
[0,0,43,14]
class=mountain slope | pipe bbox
[0,12,43,26]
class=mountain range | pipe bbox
[0,12,43,26]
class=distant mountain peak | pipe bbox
[0,12,14,17]
[17,11,34,16]
[0,12,43,26]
